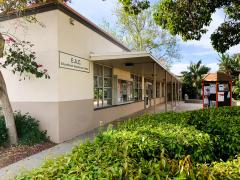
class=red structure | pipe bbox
[202,72,232,109]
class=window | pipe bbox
[118,80,133,103]
[131,74,142,101]
[94,64,112,108]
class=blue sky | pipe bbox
[69,0,239,75]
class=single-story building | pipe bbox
[0,2,182,143]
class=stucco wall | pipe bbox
[57,11,128,142]
[0,10,60,142]
[0,11,59,102]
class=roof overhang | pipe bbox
[90,51,181,83]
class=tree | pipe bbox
[102,6,180,68]
[181,60,210,99]
[219,53,240,99]
[0,0,56,144]
[152,0,240,53]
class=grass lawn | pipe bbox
[16,107,240,179]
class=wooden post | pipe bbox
[216,81,218,108]
[230,80,232,107]
[177,81,180,103]
[175,80,177,106]
[171,76,173,111]
[165,71,168,112]
[153,63,156,114]
[202,80,204,110]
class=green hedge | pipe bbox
[0,112,47,146]
[0,118,8,146]
[187,107,240,161]
[16,107,240,179]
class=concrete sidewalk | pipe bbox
[0,102,201,179]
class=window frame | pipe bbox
[94,63,113,108]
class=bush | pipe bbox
[187,107,240,161]
[14,112,47,145]
[0,112,47,146]
[0,117,8,146]
[16,107,240,179]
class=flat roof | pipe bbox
[90,51,181,82]
[0,2,130,52]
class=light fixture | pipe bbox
[125,63,134,67]
[69,18,75,25]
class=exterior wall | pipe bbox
[0,10,60,142]
[57,11,127,142]
[0,8,171,144]
[93,101,144,124]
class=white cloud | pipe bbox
[171,63,219,76]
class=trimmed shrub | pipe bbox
[187,107,240,161]
[14,112,47,145]
[15,107,240,179]
[0,112,47,146]
[0,117,8,146]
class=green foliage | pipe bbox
[219,54,240,99]
[118,0,150,15]
[101,5,180,68]
[16,107,240,179]
[187,107,240,161]
[14,112,47,145]
[0,117,8,146]
[181,60,210,99]
[0,112,47,146]
[153,0,240,53]
[197,156,240,180]
[3,38,50,79]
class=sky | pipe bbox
[69,0,240,75]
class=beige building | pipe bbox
[0,2,182,143]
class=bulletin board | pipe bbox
[202,73,232,109]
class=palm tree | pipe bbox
[219,54,240,99]
[181,60,210,98]
[219,54,239,77]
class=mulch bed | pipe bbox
[0,141,55,168]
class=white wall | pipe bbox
[57,11,125,102]
[0,11,59,102]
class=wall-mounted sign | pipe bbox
[59,52,90,73]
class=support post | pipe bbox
[165,71,168,112]
[202,80,204,110]
[153,63,157,114]
[171,76,173,111]
[230,80,232,107]
[175,79,177,106]
[216,81,218,108]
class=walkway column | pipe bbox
[153,63,157,114]
[171,76,173,111]
[165,71,168,112]
[175,79,177,106]
[178,81,180,102]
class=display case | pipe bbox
[202,72,232,109]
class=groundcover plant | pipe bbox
[16,107,240,179]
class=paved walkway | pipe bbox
[0,102,201,179]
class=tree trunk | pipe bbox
[0,71,18,145]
